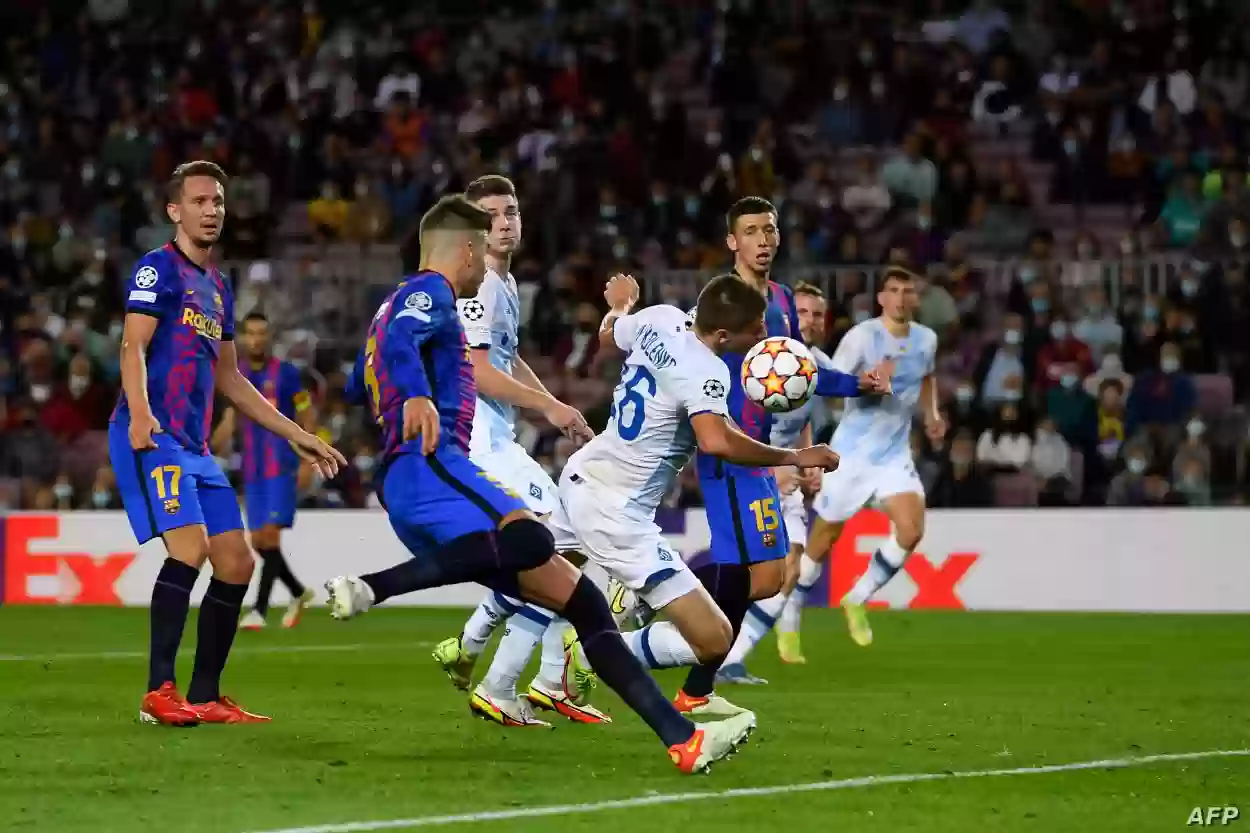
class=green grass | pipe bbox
[0,608,1247,833]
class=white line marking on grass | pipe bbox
[0,642,431,663]
[245,748,1250,833]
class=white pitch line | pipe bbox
[0,642,430,663]
[245,748,1250,833]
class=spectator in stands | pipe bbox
[913,272,958,338]
[1,398,61,507]
[841,156,891,232]
[1173,453,1212,506]
[929,430,994,509]
[38,353,113,444]
[1072,286,1124,363]
[89,465,121,511]
[343,178,391,243]
[973,313,1026,411]
[882,133,938,209]
[976,402,1031,473]
[1107,442,1152,507]
[1172,416,1212,484]
[308,181,349,241]
[1045,363,1097,454]
[1035,317,1094,393]
[1084,349,1133,399]
[1032,417,1074,507]
[1126,342,1196,445]
[1159,172,1209,247]
[955,0,1010,55]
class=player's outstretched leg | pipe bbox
[841,493,925,646]
[677,562,761,703]
[187,528,270,723]
[240,551,277,630]
[432,591,521,691]
[716,593,783,685]
[777,552,824,663]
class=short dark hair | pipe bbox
[793,281,825,300]
[881,267,917,288]
[726,197,777,234]
[167,160,228,203]
[242,311,269,326]
[464,175,517,202]
[695,274,768,334]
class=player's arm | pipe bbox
[383,289,444,454]
[119,312,163,449]
[816,325,888,397]
[216,342,346,476]
[692,413,835,469]
[919,339,946,442]
[512,356,553,397]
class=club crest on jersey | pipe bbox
[408,291,433,311]
[762,531,776,548]
[134,265,159,288]
[163,498,180,515]
[461,299,486,321]
[181,307,223,340]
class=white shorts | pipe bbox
[471,441,559,516]
[548,470,701,611]
[781,488,807,549]
[814,456,925,524]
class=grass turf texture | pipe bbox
[0,608,1246,833]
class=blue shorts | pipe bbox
[109,422,244,545]
[244,473,298,530]
[382,448,529,559]
[700,466,789,566]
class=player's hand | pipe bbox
[289,431,348,479]
[129,412,163,450]
[793,444,839,472]
[924,412,947,443]
[860,359,895,394]
[404,396,441,454]
[604,273,640,312]
[546,400,595,446]
[799,466,823,494]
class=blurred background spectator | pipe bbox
[2,0,1249,510]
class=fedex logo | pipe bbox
[2,515,137,605]
[826,510,979,610]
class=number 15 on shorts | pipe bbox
[749,498,779,533]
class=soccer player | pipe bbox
[225,312,318,631]
[111,161,345,727]
[804,267,944,648]
[552,271,846,719]
[327,196,754,774]
[428,174,607,727]
[717,282,832,672]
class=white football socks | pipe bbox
[724,592,786,665]
[533,617,571,691]
[779,554,824,633]
[461,591,521,657]
[480,606,551,700]
[624,622,698,669]
[846,536,909,604]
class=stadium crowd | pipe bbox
[3,0,1250,512]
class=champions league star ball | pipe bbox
[741,337,819,413]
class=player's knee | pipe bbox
[497,518,555,572]
[893,519,923,553]
[692,616,734,663]
[216,549,255,584]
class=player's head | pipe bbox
[416,195,493,295]
[694,274,768,354]
[166,160,227,249]
[465,175,521,259]
[240,311,272,361]
[793,282,827,345]
[877,267,917,324]
[725,197,780,276]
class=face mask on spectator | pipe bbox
[1181,278,1198,297]
[354,454,375,473]
[1002,389,1022,402]
[1060,372,1078,389]
[1161,355,1180,373]
[30,383,50,403]
[1031,297,1049,314]
[833,84,848,102]
[1101,354,1122,374]
[1063,138,1078,156]
[69,375,90,398]
[1127,457,1146,474]
[1143,304,1159,321]
[1230,231,1246,248]
[870,79,885,98]
[1019,266,1037,283]
[1050,321,1068,340]
[955,385,973,405]
[917,214,931,230]
[92,490,111,508]
[1187,419,1204,438]
[685,197,700,216]
[53,482,72,501]
[1003,329,1021,345]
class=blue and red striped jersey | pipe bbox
[239,357,308,481]
[352,271,476,465]
[111,242,235,454]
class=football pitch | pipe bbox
[1,608,1247,833]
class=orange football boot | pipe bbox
[189,696,272,724]
[140,682,200,727]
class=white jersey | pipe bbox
[829,318,937,465]
[564,305,731,520]
[771,344,833,448]
[457,267,521,453]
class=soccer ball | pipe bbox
[741,337,819,413]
